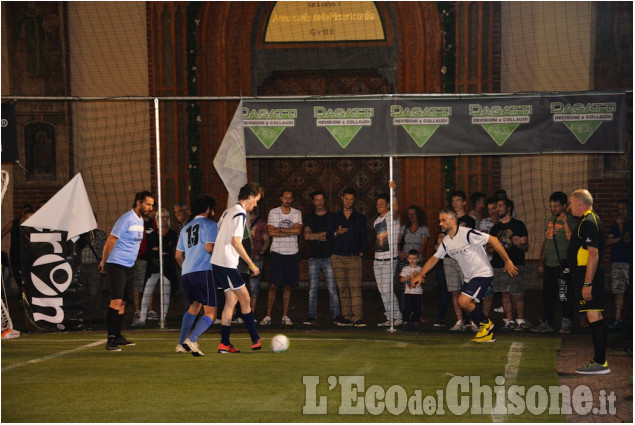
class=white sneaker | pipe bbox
[147,310,159,321]
[516,320,532,332]
[559,318,572,334]
[377,320,391,327]
[131,318,145,327]
[393,319,403,327]
[133,310,141,320]
[281,316,293,326]
[175,343,187,353]
[183,338,204,357]
[450,320,465,332]
[213,318,222,325]
[469,322,479,333]
[493,306,504,313]
[232,317,244,324]
[260,315,272,326]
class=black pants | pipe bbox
[403,293,422,323]
[542,265,575,325]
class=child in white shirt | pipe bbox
[400,250,423,328]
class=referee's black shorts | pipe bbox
[572,266,605,314]
[105,263,134,302]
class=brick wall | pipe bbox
[589,177,631,220]
[10,186,63,218]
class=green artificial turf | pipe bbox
[1,330,563,422]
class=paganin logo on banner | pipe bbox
[314,106,374,148]
[469,104,532,146]
[391,105,451,147]
[243,107,297,149]
[550,102,616,144]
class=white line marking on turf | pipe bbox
[492,341,523,422]
[68,336,420,345]
[2,339,106,372]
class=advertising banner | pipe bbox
[243,92,624,157]
[21,227,83,331]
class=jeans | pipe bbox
[308,257,341,319]
[373,260,402,321]
[140,273,171,322]
[403,293,422,322]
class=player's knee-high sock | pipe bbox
[188,316,212,343]
[590,319,608,364]
[107,307,118,341]
[470,306,488,325]
[179,311,196,344]
[241,311,260,342]
[221,325,231,346]
[116,312,124,337]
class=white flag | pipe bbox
[22,173,97,240]
[214,101,247,206]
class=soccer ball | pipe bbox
[271,334,289,353]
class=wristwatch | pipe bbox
[583,282,592,287]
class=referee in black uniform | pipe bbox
[567,189,609,375]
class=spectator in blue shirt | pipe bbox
[327,188,368,327]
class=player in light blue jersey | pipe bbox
[98,190,155,352]
[174,195,218,356]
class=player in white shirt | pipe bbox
[211,182,264,353]
[411,209,518,342]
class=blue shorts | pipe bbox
[269,252,300,287]
[182,270,217,306]
[461,276,494,303]
[213,265,246,292]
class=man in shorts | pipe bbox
[98,191,155,352]
[445,190,476,332]
[568,189,610,374]
[489,198,530,331]
[174,195,218,356]
[411,209,518,343]
[260,189,302,326]
[211,182,264,353]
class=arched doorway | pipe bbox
[248,2,442,279]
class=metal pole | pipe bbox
[388,157,396,333]
[154,98,165,330]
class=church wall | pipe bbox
[67,1,151,231]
